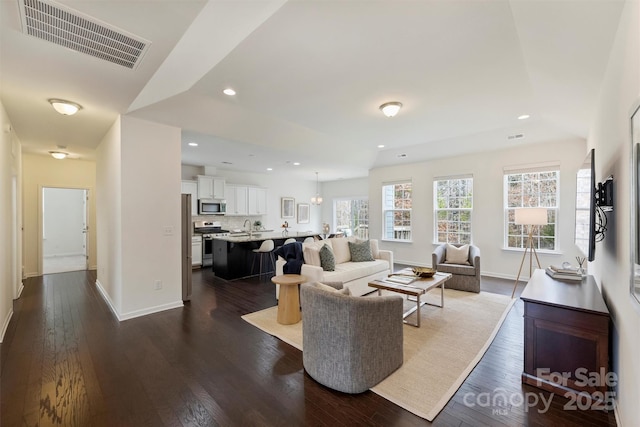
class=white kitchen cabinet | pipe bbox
[192,235,202,267]
[197,175,225,200]
[248,187,268,215]
[224,184,248,216]
[181,180,198,215]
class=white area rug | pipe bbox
[242,288,515,421]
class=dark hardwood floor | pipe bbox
[0,268,617,426]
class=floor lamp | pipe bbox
[511,208,548,298]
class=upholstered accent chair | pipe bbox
[300,282,404,393]
[432,244,481,293]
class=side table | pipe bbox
[270,274,306,324]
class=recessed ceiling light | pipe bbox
[223,88,236,96]
[221,161,233,165]
[188,142,198,147]
[397,153,407,158]
[518,114,530,120]
[267,168,273,171]
[377,144,385,148]
[293,162,300,166]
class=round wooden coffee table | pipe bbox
[270,274,306,324]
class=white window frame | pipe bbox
[434,175,473,244]
[333,197,369,239]
[382,181,412,242]
[503,166,559,252]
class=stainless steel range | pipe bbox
[193,221,229,267]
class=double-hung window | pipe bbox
[334,198,369,239]
[504,167,559,250]
[434,176,473,244]
[382,182,412,241]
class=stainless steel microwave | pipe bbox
[198,199,226,215]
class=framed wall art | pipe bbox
[281,197,295,218]
[297,203,310,224]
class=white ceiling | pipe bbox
[0,0,625,181]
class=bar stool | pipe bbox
[252,240,275,276]
[284,238,296,245]
[304,237,315,243]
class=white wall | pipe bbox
[182,166,319,232]
[367,138,587,278]
[589,1,640,425]
[0,101,22,342]
[97,116,183,320]
[42,188,86,257]
[96,117,123,312]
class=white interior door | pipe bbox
[42,187,88,274]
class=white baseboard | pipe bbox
[16,282,24,298]
[94,279,183,322]
[90,265,97,271]
[95,279,120,320]
[0,308,13,344]
[24,272,39,278]
[614,399,622,427]
[43,252,85,258]
[394,261,526,282]
[119,300,184,321]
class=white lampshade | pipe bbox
[379,102,402,117]
[49,99,82,115]
[514,208,548,225]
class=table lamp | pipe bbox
[512,207,548,298]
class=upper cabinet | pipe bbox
[248,187,267,215]
[197,175,225,200]
[181,180,198,215]
[224,184,248,216]
[225,185,267,216]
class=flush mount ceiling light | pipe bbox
[223,88,236,96]
[48,99,82,115]
[379,101,402,117]
[518,114,530,120]
[49,151,68,159]
[188,142,198,147]
[311,172,323,205]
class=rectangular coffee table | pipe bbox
[368,271,452,327]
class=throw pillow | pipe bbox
[314,282,340,292]
[319,245,336,271]
[303,246,321,267]
[369,239,380,259]
[313,282,351,296]
[329,237,351,264]
[445,243,470,265]
[348,240,374,262]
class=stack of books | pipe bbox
[545,265,584,281]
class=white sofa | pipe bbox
[275,237,393,297]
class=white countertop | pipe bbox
[213,230,318,243]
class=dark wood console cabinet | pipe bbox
[520,269,610,398]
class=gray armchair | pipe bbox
[432,244,481,293]
[300,282,404,393]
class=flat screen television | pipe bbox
[575,148,596,261]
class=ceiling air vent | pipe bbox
[18,0,151,69]
[507,133,525,140]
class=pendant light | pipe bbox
[311,172,323,205]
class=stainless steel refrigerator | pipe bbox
[181,193,192,301]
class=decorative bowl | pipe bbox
[412,267,436,278]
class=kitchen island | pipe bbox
[212,231,318,280]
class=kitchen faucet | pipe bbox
[243,219,252,236]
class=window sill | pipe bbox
[381,239,413,243]
[501,247,563,256]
